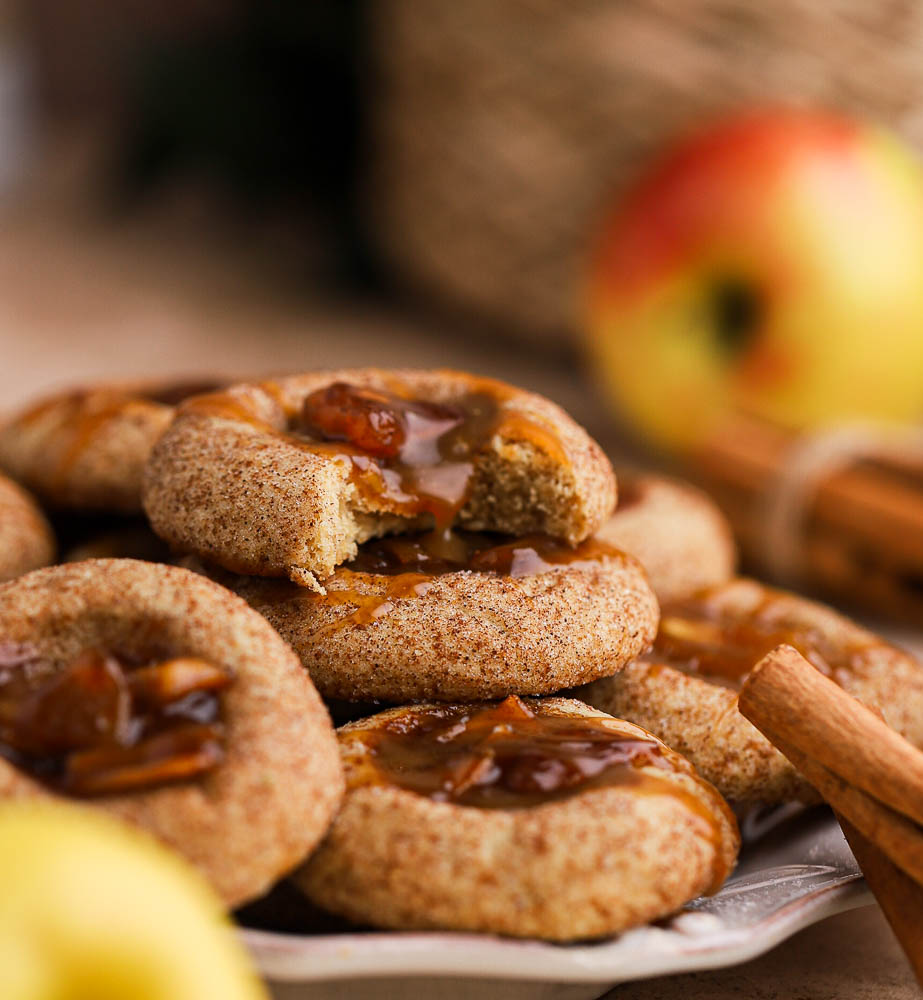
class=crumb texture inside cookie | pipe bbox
[652,588,878,689]
[0,643,231,796]
[292,380,572,534]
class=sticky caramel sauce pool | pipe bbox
[253,531,625,633]
[341,696,735,893]
[0,645,231,796]
[649,589,876,689]
[186,377,571,532]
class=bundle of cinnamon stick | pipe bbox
[741,646,923,985]
[694,416,923,623]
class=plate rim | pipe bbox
[243,874,872,985]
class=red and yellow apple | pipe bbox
[0,801,267,1000]
[585,108,923,452]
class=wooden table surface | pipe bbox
[0,146,917,998]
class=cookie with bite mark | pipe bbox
[143,369,617,589]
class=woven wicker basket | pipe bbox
[368,0,923,348]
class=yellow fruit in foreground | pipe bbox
[0,800,267,1000]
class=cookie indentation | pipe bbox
[0,646,231,796]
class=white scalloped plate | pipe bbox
[240,806,872,1000]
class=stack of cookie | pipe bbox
[0,367,920,942]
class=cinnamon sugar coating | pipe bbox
[0,475,55,581]
[579,578,923,805]
[206,546,658,702]
[0,378,223,513]
[294,698,739,940]
[0,559,343,906]
[142,369,617,588]
[597,474,736,602]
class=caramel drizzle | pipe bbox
[250,532,622,633]
[295,384,524,530]
[343,696,734,893]
[343,531,622,577]
[0,646,232,796]
[310,573,434,635]
[15,381,223,493]
[648,589,876,690]
[184,377,570,533]
[15,392,136,491]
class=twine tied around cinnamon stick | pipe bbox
[762,422,923,583]
[739,645,923,986]
[695,416,923,622]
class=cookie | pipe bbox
[143,369,617,588]
[578,578,923,804]
[0,559,343,906]
[0,474,55,581]
[596,474,736,602]
[0,378,224,512]
[295,696,739,940]
[210,530,658,702]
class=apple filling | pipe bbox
[294,381,567,531]
[347,696,691,807]
[0,644,232,796]
[650,590,874,689]
[343,697,733,891]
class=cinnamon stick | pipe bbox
[699,417,923,564]
[750,723,923,888]
[739,645,923,982]
[694,415,923,623]
[738,644,923,828]
[837,815,923,988]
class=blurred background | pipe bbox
[4,0,923,618]
[7,2,920,378]
[5,6,923,995]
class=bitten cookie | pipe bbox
[0,559,344,906]
[579,578,923,804]
[295,696,739,940]
[596,474,736,602]
[143,369,617,588]
[0,474,55,581]
[208,531,658,702]
[0,378,223,512]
